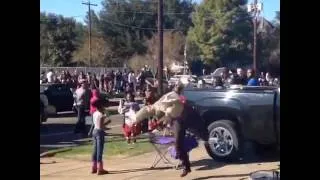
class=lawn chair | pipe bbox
[148,129,199,170]
[149,134,181,169]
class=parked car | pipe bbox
[40,83,75,119]
[199,75,215,84]
[168,75,198,86]
[40,94,49,124]
[183,86,280,162]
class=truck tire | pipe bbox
[205,120,242,162]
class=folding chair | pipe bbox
[149,133,181,169]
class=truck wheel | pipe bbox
[205,120,242,162]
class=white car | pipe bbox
[168,75,198,86]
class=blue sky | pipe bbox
[40,0,279,23]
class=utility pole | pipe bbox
[157,0,164,95]
[82,1,97,67]
[253,0,257,72]
[248,0,262,72]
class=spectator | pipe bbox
[128,71,137,93]
[110,70,115,90]
[53,75,60,83]
[221,68,231,87]
[78,71,85,83]
[273,78,280,86]
[104,73,110,93]
[137,69,146,93]
[118,93,141,144]
[40,71,47,83]
[266,72,274,86]
[99,74,105,93]
[87,72,92,86]
[105,71,114,93]
[122,69,129,91]
[213,76,224,89]
[65,71,72,80]
[74,80,91,136]
[236,68,247,85]
[247,69,259,86]
[229,69,241,85]
[46,69,54,83]
[92,74,99,90]
[142,85,158,132]
[115,70,123,94]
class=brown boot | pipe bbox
[91,161,97,174]
[97,161,109,175]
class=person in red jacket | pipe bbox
[88,88,100,137]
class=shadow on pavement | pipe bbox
[191,173,250,180]
[190,146,279,179]
[108,166,172,174]
[40,123,92,154]
[191,159,225,171]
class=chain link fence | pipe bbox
[40,67,125,75]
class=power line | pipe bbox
[82,1,98,66]
[40,18,186,31]
[100,10,197,15]
[101,19,186,31]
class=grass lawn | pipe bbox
[54,136,154,160]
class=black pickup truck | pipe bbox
[183,86,280,162]
[40,83,75,124]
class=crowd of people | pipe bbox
[40,67,154,95]
[200,67,280,88]
[41,66,280,97]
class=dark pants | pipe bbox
[141,118,149,133]
[74,105,87,134]
[92,129,105,162]
[174,120,191,171]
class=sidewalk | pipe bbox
[40,145,279,180]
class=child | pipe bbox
[118,93,141,144]
[88,88,100,137]
[91,99,111,175]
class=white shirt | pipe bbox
[75,87,85,106]
[46,71,53,83]
[118,102,139,127]
[124,109,137,127]
[93,111,105,130]
[128,73,136,84]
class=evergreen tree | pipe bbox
[188,0,252,67]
